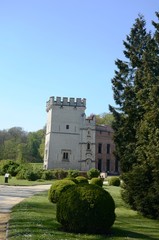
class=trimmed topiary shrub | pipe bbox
[67,169,79,178]
[75,176,88,184]
[64,177,78,184]
[90,177,103,187]
[108,176,120,186]
[56,184,116,234]
[87,168,100,179]
[48,179,76,203]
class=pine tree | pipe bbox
[133,13,159,218]
[109,15,151,172]
[110,12,159,219]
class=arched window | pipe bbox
[87,143,90,150]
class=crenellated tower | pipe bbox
[44,96,96,171]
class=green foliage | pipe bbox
[87,168,100,179]
[0,160,20,176]
[96,113,114,126]
[109,15,151,173]
[67,169,79,178]
[16,163,43,181]
[48,179,76,203]
[56,184,116,233]
[121,165,159,219]
[108,177,120,187]
[0,126,45,163]
[52,169,68,179]
[110,13,159,219]
[16,168,27,180]
[26,130,45,162]
[75,176,88,184]
[90,177,103,187]
[41,170,55,180]
[25,169,42,181]
[64,177,78,184]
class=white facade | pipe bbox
[44,96,96,171]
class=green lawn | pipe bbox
[8,185,159,240]
[0,175,54,186]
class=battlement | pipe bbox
[46,96,86,111]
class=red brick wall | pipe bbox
[95,125,119,175]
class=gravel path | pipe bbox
[0,184,51,240]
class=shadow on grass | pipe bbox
[9,214,158,240]
[8,191,159,240]
[111,227,157,240]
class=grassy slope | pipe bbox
[8,185,159,240]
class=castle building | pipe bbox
[44,96,96,171]
[44,96,119,174]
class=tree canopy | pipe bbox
[0,127,45,163]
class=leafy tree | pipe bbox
[3,139,17,160]
[26,129,45,162]
[16,143,29,163]
[95,113,114,126]
[0,126,45,163]
[38,138,45,159]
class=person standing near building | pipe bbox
[4,172,10,183]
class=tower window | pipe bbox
[66,125,69,129]
[63,152,69,160]
[87,143,90,150]
[61,149,71,162]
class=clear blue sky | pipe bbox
[0,0,158,132]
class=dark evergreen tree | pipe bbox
[109,15,151,172]
[110,13,159,219]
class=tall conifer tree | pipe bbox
[110,13,159,218]
[109,15,150,172]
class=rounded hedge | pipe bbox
[63,177,79,184]
[56,184,116,234]
[87,168,100,179]
[48,179,75,203]
[108,177,120,186]
[90,177,103,187]
[75,176,88,184]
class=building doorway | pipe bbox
[98,159,102,172]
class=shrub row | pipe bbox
[0,160,102,181]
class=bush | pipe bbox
[41,170,55,180]
[15,163,32,179]
[25,169,42,181]
[90,177,103,187]
[56,184,116,234]
[75,176,88,184]
[121,165,159,219]
[64,177,78,184]
[67,169,79,178]
[108,177,120,186]
[0,160,20,176]
[16,169,27,179]
[52,169,68,179]
[87,168,100,179]
[48,179,76,203]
